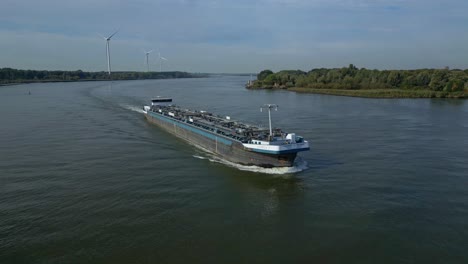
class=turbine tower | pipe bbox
[99,29,119,76]
[144,50,153,72]
[158,50,168,72]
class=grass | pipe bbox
[285,87,467,99]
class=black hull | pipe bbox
[145,111,297,167]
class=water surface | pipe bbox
[1,77,467,263]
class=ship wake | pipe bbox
[189,140,307,174]
[193,153,308,175]
[121,104,146,114]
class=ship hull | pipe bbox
[144,111,297,167]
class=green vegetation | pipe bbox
[0,68,206,85]
[250,65,468,98]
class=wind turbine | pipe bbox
[144,49,153,72]
[158,50,168,72]
[99,29,119,76]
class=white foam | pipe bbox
[193,153,308,175]
[187,134,307,175]
[192,155,208,160]
[122,104,145,114]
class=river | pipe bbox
[1,76,467,263]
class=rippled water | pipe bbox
[1,76,468,263]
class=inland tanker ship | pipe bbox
[143,97,309,167]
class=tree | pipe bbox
[387,71,402,87]
[429,71,447,91]
[263,74,278,86]
[415,71,431,87]
[257,70,274,81]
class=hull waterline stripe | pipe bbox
[249,147,310,155]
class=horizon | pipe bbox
[1,0,468,73]
[3,64,468,74]
[2,66,468,74]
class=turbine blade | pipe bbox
[97,33,107,40]
[148,50,153,53]
[161,57,168,61]
[108,28,120,39]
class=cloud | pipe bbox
[1,0,468,72]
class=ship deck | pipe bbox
[149,105,283,144]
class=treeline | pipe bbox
[252,65,468,92]
[0,68,206,84]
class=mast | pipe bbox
[260,104,278,138]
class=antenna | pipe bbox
[260,104,278,138]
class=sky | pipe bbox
[1,0,468,73]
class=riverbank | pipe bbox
[247,86,467,98]
[0,79,112,86]
[249,67,468,98]
[0,76,209,87]
[288,87,467,98]
[0,68,208,86]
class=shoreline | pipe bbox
[0,76,207,87]
[247,86,467,99]
[0,68,209,87]
[0,79,114,87]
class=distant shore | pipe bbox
[247,67,468,99]
[0,68,208,86]
[0,79,114,86]
[0,77,207,87]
